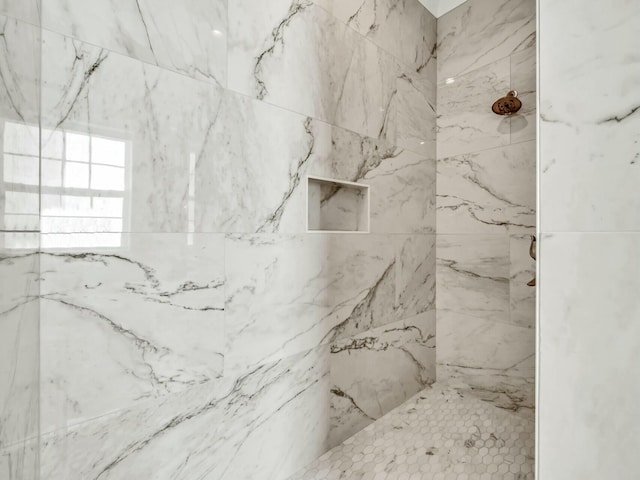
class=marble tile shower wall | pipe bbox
[539,2,640,478]
[0,1,41,479]
[21,1,437,479]
[435,0,536,415]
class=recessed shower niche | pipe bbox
[306,176,369,233]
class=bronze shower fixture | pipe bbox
[492,90,522,115]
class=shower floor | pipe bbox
[290,383,534,480]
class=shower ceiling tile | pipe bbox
[437,0,536,80]
[42,0,227,86]
[228,1,398,141]
[39,233,225,434]
[437,141,537,234]
[437,57,511,159]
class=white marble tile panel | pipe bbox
[40,347,331,480]
[540,1,640,232]
[0,245,39,449]
[437,57,511,158]
[41,30,225,233]
[313,0,437,76]
[437,141,536,234]
[0,17,41,232]
[509,234,535,329]
[228,1,399,140]
[367,149,436,234]
[0,439,39,480]
[0,0,39,25]
[40,233,224,433]
[437,314,535,415]
[43,0,227,85]
[539,233,640,479]
[394,234,436,321]
[41,34,433,235]
[394,72,436,156]
[437,0,536,80]
[329,311,435,446]
[224,234,396,373]
[510,46,536,144]
[436,234,510,324]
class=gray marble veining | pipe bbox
[43,0,227,85]
[437,0,535,81]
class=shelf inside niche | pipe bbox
[307,176,369,233]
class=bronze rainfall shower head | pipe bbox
[492,90,522,115]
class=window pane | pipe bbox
[42,159,63,187]
[64,162,89,188]
[41,129,64,159]
[92,197,124,217]
[3,154,39,185]
[66,132,90,162]
[3,122,39,156]
[92,137,126,167]
[3,214,39,231]
[42,232,122,248]
[91,164,124,191]
[4,191,39,214]
[41,216,122,233]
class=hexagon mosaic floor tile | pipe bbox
[290,383,534,480]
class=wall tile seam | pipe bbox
[0,10,41,28]
[435,33,538,83]
[310,1,438,87]
[435,312,536,330]
[37,231,439,237]
[435,44,537,85]
[0,429,40,451]
[434,137,537,161]
[34,29,439,160]
[37,348,332,439]
[36,15,438,135]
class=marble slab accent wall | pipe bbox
[436,0,536,412]
[35,0,438,478]
[539,2,640,478]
